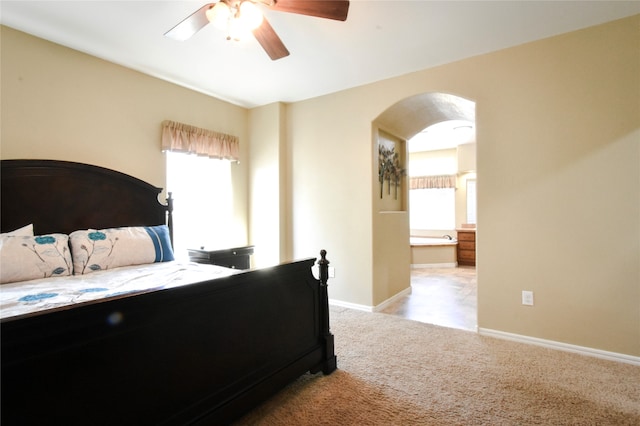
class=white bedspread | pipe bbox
[0,261,240,319]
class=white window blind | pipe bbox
[410,188,456,230]
[166,152,233,259]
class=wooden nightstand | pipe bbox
[187,245,254,270]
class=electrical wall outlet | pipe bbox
[522,290,534,306]
[328,267,335,278]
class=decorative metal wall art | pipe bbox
[378,145,406,199]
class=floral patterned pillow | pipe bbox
[1,223,34,237]
[69,225,174,275]
[0,233,73,284]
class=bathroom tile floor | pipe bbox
[380,266,477,331]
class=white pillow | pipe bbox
[69,225,174,275]
[0,233,73,284]
[1,224,34,237]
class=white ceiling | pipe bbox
[408,120,475,153]
[1,1,639,108]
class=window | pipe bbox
[410,188,456,230]
[466,179,477,225]
[166,152,233,259]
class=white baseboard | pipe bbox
[373,287,412,312]
[411,262,457,269]
[479,328,640,366]
[329,299,374,312]
[330,287,412,313]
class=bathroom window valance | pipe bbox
[410,175,456,190]
[161,120,239,162]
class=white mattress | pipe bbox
[0,261,240,319]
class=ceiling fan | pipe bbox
[165,0,350,60]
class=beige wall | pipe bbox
[1,25,250,248]
[285,88,376,305]
[247,102,289,266]
[2,15,638,357]
[457,142,476,173]
[409,148,457,177]
[474,16,639,356]
[285,15,639,356]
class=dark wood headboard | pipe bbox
[1,159,173,236]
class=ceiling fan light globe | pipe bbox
[239,1,264,30]
[227,17,249,41]
[206,2,231,30]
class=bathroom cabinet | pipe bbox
[456,229,476,266]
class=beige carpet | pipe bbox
[234,306,640,425]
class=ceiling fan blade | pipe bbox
[253,18,290,60]
[271,0,349,21]
[164,3,214,41]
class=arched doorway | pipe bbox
[374,92,477,331]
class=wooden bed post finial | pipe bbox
[166,192,174,247]
[315,249,337,374]
[318,249,329,286]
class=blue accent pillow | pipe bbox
[143,225,174,262]
[69,225,174,275]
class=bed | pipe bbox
[0,159,336,425]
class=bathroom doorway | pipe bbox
[405,118,477,331]
[374,92,477,331]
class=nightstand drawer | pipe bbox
[188,246,254,269]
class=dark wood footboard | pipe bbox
[1,254,336,425]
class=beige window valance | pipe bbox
[410,175,456,190]
[161,120,239,162]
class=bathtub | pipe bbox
[410,237,458,268]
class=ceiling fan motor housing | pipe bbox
[165,0,350,60]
